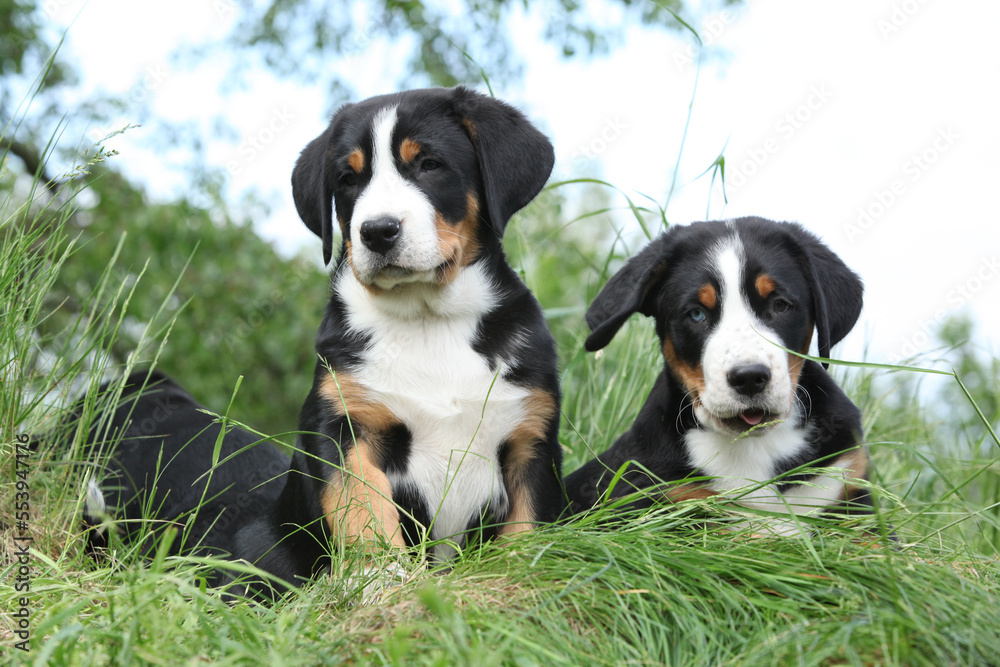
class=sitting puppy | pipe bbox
[565,217,873,532]
[278,86,564,571]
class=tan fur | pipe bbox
[664,483,719,502]
[435,192,482,286]
[320,442,405,549]
[698,283,717,310]
[497,389,557,535]
[318,373,404,548]
[400,138,421,163]
[348,148,365,173]
[662,338,705,402]
[834,448,870,501]
[755,274,776,299]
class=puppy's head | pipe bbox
[292,87,554,290]
[585,218,863,436]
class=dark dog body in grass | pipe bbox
[82,86,563,598]
[81,370,288,582]
[565,218,873,534]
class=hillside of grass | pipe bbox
[3,130,999,667]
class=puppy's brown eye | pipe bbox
[339,173,359,187]
[420,159,441,172]
[773,298,791,313]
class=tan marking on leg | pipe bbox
[321,442,405,549]
[348,148,365,174]
[436,192,482,286]
[662,338,705,401]
[318,372,405,549]
[755,273,776,299]
[498,389,557,536]
[319,373,398,433]
[400,138,421,164]
[698,283,717,310]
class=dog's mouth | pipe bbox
[369,258,457,289]
[719,409,779,434]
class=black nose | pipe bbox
[727,364,771,396]
[360,216,401,255]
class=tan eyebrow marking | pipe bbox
[400,138,421,164]
[756,274,776,299]
[347,148,365,173]
[698,284,717,310]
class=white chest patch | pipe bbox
[684,408,845,519]
[338,265,530,558]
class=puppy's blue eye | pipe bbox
[688,308,707,323]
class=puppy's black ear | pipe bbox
[788,224,864,366]
[451,86,554,236]
[291,118,339,265]
[585,236,672,352]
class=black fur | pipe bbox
[77,370,290,590]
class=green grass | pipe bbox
[3,138,1000,666]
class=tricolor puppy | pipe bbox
[565,218,872,532]
[264,86,564,575]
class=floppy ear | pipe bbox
[585,236,672,352]
[788,225,864,366]
[291,118,339,265]
[451,86,555,236]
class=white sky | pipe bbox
[46,0,1000,370]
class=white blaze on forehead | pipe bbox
[695,237,793,422]
[350,105,443,284]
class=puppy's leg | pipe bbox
[498,389,560,536]
[321,440,410,603]
[321,440,406,550]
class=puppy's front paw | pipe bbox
[346,560,409,605]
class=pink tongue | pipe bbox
[740,410,765,426]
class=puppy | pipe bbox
[565,217,873,533]
[239,86,564,586]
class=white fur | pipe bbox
[85,477,108,537]
[686,409,833,515]
[349,106,443,289]
[338,264,532,559]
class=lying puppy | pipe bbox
[80,369,288,578]
[565,217,873,532]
